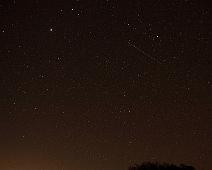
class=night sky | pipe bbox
[0,0,211,170]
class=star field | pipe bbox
[0,1,211,170]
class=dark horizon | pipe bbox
[0,0,211,170]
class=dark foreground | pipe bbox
[129,162,195,170]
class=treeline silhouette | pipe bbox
[129,162,195,170]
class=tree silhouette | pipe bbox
[129,162,195,170]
